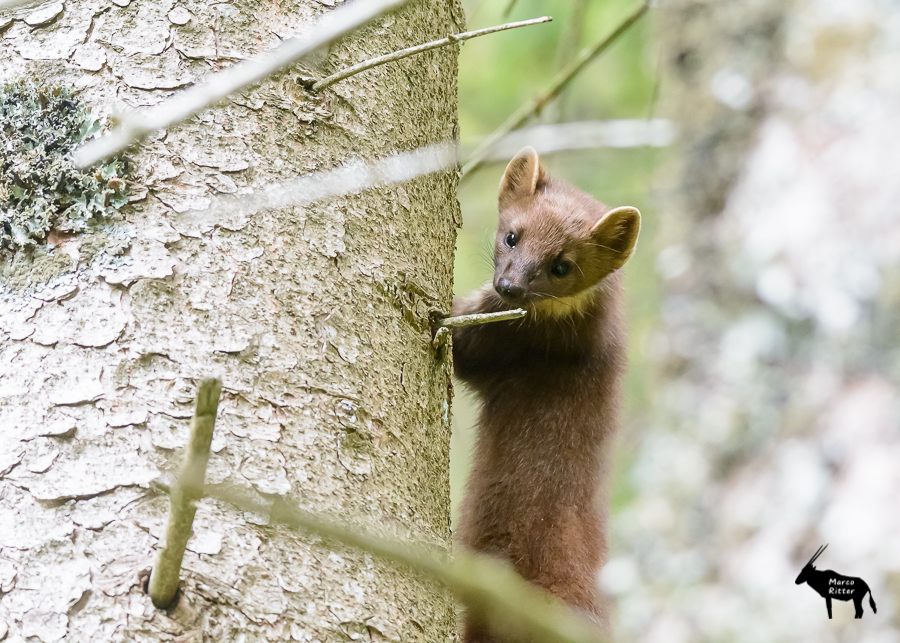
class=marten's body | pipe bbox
[452,148,640,642]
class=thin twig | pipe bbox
[555,0,590,72]
[461,0,651,177]
[148,378,222,609]
[502,0,520,18]
[74,0,410,168]
[192,482,607,643]
[431,308,527,349]
[548,0,590,122]
[439,308,527,328]
[314,16,552,91]
[646,25,664,122]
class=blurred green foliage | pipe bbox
[452,0,664,521]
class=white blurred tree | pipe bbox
[609,0,900,640]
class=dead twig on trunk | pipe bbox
[314,16,552,91]
[148,378,222,609]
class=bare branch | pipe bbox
[193,482,607,643]
[461,0,651,177]
[74,0,411,168]
[172,143,458,236]
[148,379,222,609]
[314,16,552,91]
[438,308,527,329]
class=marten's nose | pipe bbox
[495,278,524,300]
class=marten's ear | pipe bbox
[589,206,641,271]
[499,146,544,207]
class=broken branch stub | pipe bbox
[148,378,222,609]
[431,309,527,350]
[438,308,527,329]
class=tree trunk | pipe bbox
[0,1,463,641]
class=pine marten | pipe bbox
[452,147,640,641]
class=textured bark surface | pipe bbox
[0,0,463,641]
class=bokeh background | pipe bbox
[452,0,900,641]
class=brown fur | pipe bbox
[452,148,640,642]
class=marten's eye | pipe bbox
[551,261,571,278]
[504,232,518,248]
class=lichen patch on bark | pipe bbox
[0,80,135,290]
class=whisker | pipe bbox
[531,290,581,328]
[583,242,618,252]
[469,236,495,275]
[533,291,577,308]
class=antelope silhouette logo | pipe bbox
[795,545,877,619]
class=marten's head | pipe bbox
[492,146,641,316]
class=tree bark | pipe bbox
[0,0,463,641]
